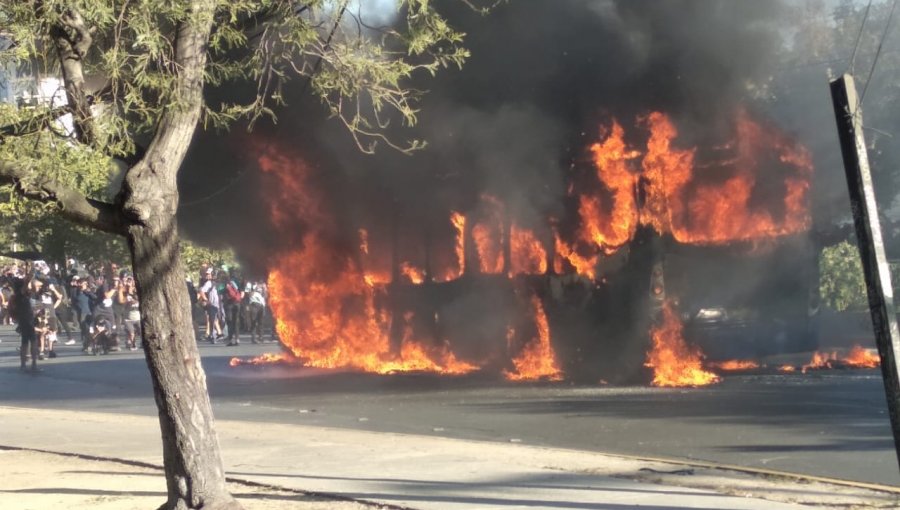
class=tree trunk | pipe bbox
[118,3,239,506]
[128,219,240,510]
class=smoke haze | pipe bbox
[179,0,811,265]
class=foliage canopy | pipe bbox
[0,0,478,258]
[1,0,470,156]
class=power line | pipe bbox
[180,169,248,208]
[849,0,874,74]
[861,0,898,103]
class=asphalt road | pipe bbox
[0,325,897,487]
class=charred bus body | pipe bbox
[378,220,817,384]
[651,232,818,361]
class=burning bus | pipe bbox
[232,106,821,387]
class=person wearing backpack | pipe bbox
[246,281,267,344]
[199,270,224,343]
[222,271,244,346]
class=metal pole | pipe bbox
[830,73,900,471]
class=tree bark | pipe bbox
[49,7,97,145]
[129,223,239,510]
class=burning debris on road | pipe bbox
[645,301,720,387]
[797,346,881,373]
[229,352,293,368]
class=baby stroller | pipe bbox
[89,317,119,355]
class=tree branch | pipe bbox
[49,6,97,146]
[119,0,218,222]
[0,105,73,140]
[0,159,124,235]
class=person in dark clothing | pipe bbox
[49,273,75,345]
[70,277,95,352]
[92,276,119,352]
[0,279,11,325]
[36,263,74,344]
[110,273,126,335]
[246,281,267,344]
[118,275,141,350]
[31,278,60,358]
[9,277,38,372]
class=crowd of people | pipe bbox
[1,259,273,373]
[187,263,272,346]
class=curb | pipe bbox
[562,447,900,494]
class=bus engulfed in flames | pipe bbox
[233,109,830,387]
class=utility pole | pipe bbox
[830,73,900,472]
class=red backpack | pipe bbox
[225,281,241,303]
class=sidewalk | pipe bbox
[1,406,897,510]
[0,448,374,510]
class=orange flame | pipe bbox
[645,302,720,387]
[269,239,390,371]
[510,225,547,276]
[571,110,814,253]
[552,109,812,279]
[268,235,479,374]
[553,230,598,279]
[440,211,466,281]
[473,195,505,274]
[843,345,880,368]
[504,295,563,381]
[798,346,880,372]
[260,145,477,375]
[640,112,694,235]
[384,311,479,375]
[642,109,813,244]
[400,261,425,284]
[363,271,391,287]
[709,359,760,371]
[473,222,504,274]
[581,121,640,253]
[801,351,838,373]
[229,352,292,367]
